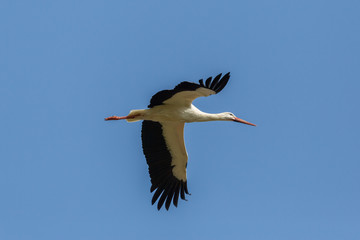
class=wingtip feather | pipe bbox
[205,77,212,88]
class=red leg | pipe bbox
[104,116,128,121]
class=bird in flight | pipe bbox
[105,72,255,210]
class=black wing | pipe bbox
[141,120,190,210]
[148,72,230,108]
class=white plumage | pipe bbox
[105,72,255,210]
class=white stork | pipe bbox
[105,72,255,210]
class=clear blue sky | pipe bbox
[1,0,359,239]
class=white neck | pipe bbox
[195,112,228,122]
[189,106,229,122]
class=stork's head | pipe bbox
[223,112,256,126]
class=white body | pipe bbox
[125,89,240,182]
[106,72,255,210]
[128,104,232,123]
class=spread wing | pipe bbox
[148,72,230,108]
[141,120,190,210]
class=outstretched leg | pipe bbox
[104,116,128,121]
[105,114,142,121]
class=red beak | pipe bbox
[233,117,256,126]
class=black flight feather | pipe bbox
[165,183,176,210]
[180,182,186,200]
[199,79,205,87]
[214,72,230,93]
[184,181,189,195]
[210,73,222,89]
[148,72,230,108]
[205,77,212,88]
[142,120,190,210]
[157,181,172,210]
[173,183,180,207]
[152,187,164,205]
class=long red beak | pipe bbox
[233,117,256,126]
[104,116,128,121]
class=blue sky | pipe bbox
[1,0,359,239]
